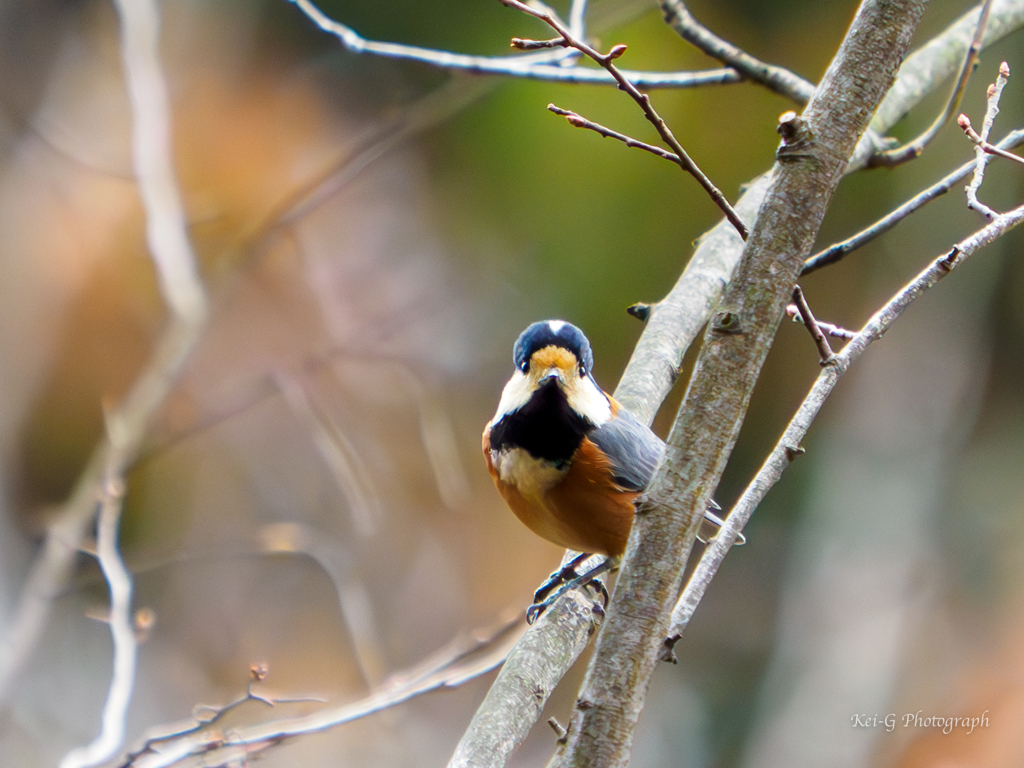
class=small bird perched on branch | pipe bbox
[483,320,738,620]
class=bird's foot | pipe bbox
[532,552,590,605]
[526,556,612,624]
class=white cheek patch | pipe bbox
[491,371,533,423]
[565,376,611,426]
[492,447,567,500]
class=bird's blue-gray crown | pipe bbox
[512,320,593,374]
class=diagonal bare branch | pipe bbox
[666,197,1024,652]
[659,0,815,104]
[804,125,1024,273]
[500,0,749,239]
[870,0,994,167]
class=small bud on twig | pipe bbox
[548,717,568,743]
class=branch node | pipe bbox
[249,663,270,683]
[658,635,680,664]
[776,111,803,143]
[627,302,652,322]
[548,717,569,743]
[784,444,806,462]
[791,286,836,364]
[776,111,813,162]
[711,310,743,335]
[939,247,961,272]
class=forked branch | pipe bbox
[500,0,749,239]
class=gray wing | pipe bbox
[591,411,746,544]
[588,408,666,491]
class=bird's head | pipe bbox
[491,320,611,427]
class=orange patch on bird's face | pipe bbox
[531,346,578,372]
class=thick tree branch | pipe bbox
[549,3,927,765]
[447,588,600,768]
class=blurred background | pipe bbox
[0,0,1022,765]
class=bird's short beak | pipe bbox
[541,369,561,382]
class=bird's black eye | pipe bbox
[578,365,586,377]
[520,360,529,373]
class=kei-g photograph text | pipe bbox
[852,711,991,735]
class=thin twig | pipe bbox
[658,0,814,105]
[500,0,749,239]
[665,198,1024,655]
[285,0,741,89]
[275,372,380,539]
[790,286,835,364]
[965,62,1011,218]
[785,304,856,340]
[57,1,209,763]
[870,0,994,167]
[961,116,1024,166]
[120,666,324,765]
[803,126,1024,274]
[59,463,137,768]
[547,104,682,163]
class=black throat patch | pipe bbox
[489,378,591,465]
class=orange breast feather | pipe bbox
[484,428,636,557]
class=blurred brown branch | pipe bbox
[118,613,525,768]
